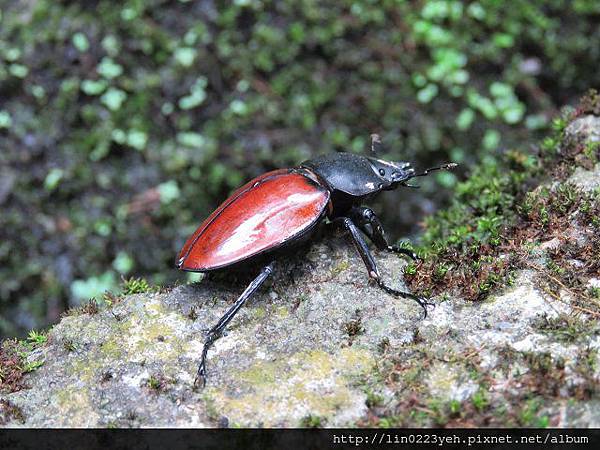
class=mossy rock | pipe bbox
[3,117,600,427]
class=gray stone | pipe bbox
[568,163,600,193]
[565,115,600,143]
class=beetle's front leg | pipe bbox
[348,206,419,261]
[333,217,433,318]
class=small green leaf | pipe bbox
[436,171,457,188]
[0,110,12,128]
[111,128,127,144]
[97,57,123,79]
[101,88,127,110]
[493,33,514,48]
[177,132,206,148]
[31,85,46,99]
[72,32,90,52]
[174,47,197,67]
[525,114,548,130]
[467,2,486,19]
[126,130,148,151]
[456,108,475,130]
[417,84,438,103]
[112,252,134,274]
[5,48,21,61]
[161,102,174,115]
[94,219,112,236]
[178,92,206,110]
[71,272,117,302]
[9,64,28,78]
[120,8,137,21]
[157,180,180,204]
[483,129,501,150]
[230,99,248,115]
[81,79,107,96]
[490,82,513,98]
[502,106,525,124]
[412,73,427,87]
[101,35,120,56]
[44,168,64,191]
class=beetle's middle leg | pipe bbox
[195,261,275,388]
[335,217,433,318]
[348,206,418,261]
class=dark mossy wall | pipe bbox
[1,0,599,336]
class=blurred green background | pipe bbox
[1,0,599,337]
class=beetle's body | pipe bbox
[177,153,416,272]
[177,139,456,387]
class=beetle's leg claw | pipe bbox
[414,296,435,319]
[389,245,420,262]
[194,363,207,389]
[193,328,220,389]
[376,279,433,319]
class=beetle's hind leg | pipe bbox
[195,261,275,388]
[348,206,419,261]
[336,216,433,318]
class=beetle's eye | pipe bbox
[379,169,385,176]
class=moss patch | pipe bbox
[0,398,25,425]
[407,91,600,305]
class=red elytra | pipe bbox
[177,169,330,271]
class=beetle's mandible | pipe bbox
[176,134,457,387]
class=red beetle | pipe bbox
[177,135,456,386]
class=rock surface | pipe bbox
[4,237,422,427]
[2,116,600,428]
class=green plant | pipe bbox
[121,277,152,295]
[26,330,47,347]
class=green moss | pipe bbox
[0,399,25,425]
[364,389,384,408]
[518,398,548,427]
[406,94,600,302]
[22,360,44,373]
[26,329,47,346]
[145,374,166,391]
[471,389,489,412]
[252,307,267,320]
[275,306,289,318]
[100,338,124,360]
[62,339,76,352]
[534,314,598,343]
[331,259,350,277]
[121,277,153,295]
[299,414,326,428]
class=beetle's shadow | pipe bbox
[194,222,344,299]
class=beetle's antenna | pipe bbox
[411,162,458,178]
[370,133,382,154]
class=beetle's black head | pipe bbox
[301,151,457,197]
[365,156,415,190]
[300,152,416,199]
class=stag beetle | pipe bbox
[177,134,457,386]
